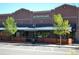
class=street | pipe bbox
[0,43,79,55]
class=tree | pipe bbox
[3,16,17,36]
[53,14,71,45]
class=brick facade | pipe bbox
[0,4,79,43]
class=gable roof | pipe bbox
[55,4,76,10]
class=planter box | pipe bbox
[37,38,69,44]
[9,37,26,43]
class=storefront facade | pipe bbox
[0,4,78,44]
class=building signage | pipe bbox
[33,15,49,18]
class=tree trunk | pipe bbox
[59,35,62,45]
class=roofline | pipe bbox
[0,4,77,15]
[55,4,77,10]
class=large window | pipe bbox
[16,31,28,37]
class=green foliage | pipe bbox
[53,14,70,36]
[3,16,17,35]
[37,32,48,38]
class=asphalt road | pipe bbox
[0,43,79,55]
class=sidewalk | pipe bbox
[0,42,79,55]
[0,42,79,49]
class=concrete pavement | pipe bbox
[0,42,79,55]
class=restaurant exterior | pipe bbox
[0,4,78,44]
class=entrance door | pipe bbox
[26,31,34,43]
[19,31,32,42]
[25,31,37,43]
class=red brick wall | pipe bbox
[37,38,74,45]
[54,4,77,24]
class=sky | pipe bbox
[0,3,79,14]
